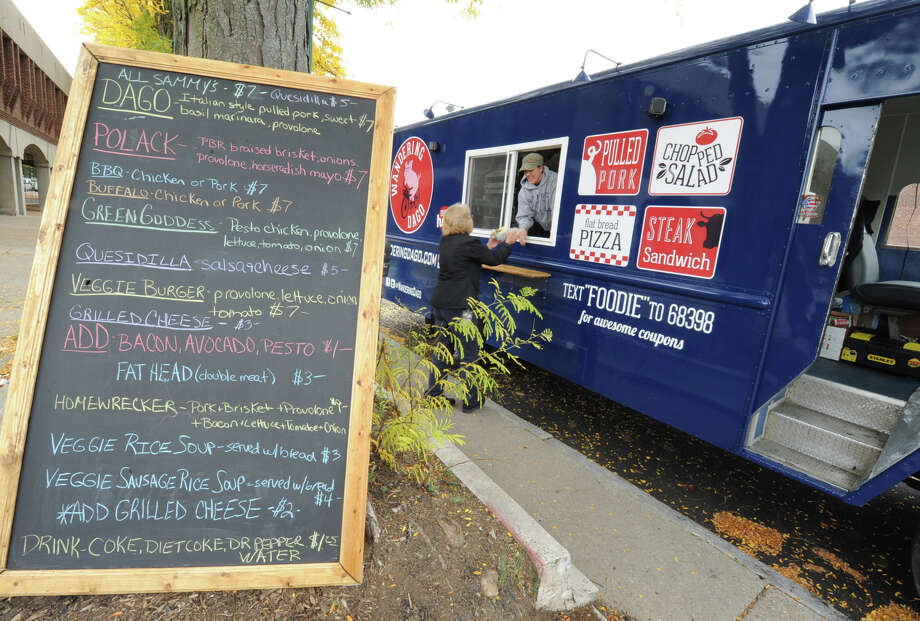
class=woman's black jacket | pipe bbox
[430,233,511,310]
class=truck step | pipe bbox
[748,438,862,491]
[763,402,886,477]
[786,374,902,434]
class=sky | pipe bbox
[11,0,854,127]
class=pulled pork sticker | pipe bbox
[649,117,743,195]
[578,129,647,196]
[637,206,726,279]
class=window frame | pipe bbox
[461,137,568,247]
[796,125,841,225]
[883,182,920,250]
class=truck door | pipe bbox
[754,105,881,409]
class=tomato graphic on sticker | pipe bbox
[695,127,718,145]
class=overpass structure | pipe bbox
[0,0,70,216]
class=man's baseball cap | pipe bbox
[519,153,543,171]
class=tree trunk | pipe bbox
[170,0,313,72]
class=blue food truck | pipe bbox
[383,0,920,575]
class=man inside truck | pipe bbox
[515,152,557,239]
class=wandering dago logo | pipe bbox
[390,137,433,234]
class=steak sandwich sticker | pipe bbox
[637,206,726,279]
[649,117,742,195]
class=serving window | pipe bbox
[462,138,568,246]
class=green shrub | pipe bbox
[374,279,551,483]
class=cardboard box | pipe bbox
[820,325,848,360]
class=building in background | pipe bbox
[0,0,70,215]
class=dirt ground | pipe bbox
[0,457,624,620]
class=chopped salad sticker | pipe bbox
[649,117,743,195]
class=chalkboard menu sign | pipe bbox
[0,45,394,594]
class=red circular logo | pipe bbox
[436,205,449,229]
[390,137,434,234]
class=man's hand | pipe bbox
[512,228,528,246]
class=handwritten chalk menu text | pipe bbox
[1,48,392,584]
[14,65,367,565]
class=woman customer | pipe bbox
[426,203,523,412]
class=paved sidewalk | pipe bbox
[0,212,43,417]
[436,399,849,620]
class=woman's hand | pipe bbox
[486,233,500,249]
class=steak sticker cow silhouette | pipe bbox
[698,210,725,249]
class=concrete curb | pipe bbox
[488,403,851,621]
[432,439,600,611]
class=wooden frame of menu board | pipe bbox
[0,43,394,595]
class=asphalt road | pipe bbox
[380,302,920,620]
